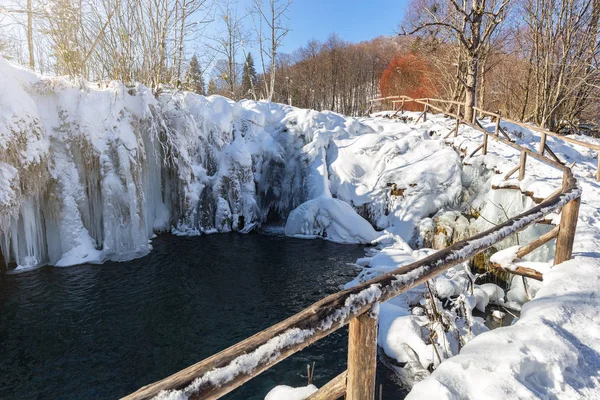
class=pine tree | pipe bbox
[184,55,205,95]
[207,79,218,95]
[241,53,257,99]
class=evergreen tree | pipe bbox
[241,53,257,99]
[184,55,205,95]
[207,79,218,95]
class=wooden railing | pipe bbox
[370,95,600,181]
[123,100,583,400]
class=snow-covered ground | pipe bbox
[267,112,600,398]
[400,113,600,399]
[2,57,600,399]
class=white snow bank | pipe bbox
[285,196,380,243]
[264,384,318,400]
[1,57,469,269]
[407,257,600,399]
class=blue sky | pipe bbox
[198,0,410,75]
[280,0,409,52]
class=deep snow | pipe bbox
[0,57,462,270]
[2,57,600,400]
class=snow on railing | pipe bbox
[122,105,582,400]
[373,95,600,181]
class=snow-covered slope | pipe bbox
[0,58,464,270]
[390,111,600,399]
[267,111,600,398]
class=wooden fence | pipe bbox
[123,99,583,400]
[370,95,600,182]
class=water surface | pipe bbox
[0,233,403,399]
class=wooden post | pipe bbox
[482,132,488,155]
[306,371,347,400]
[518,150,527,180]
[346,310,378,400]
[454,119,460,137]
[494,117,500,136]
[423,100,428,122]
[554,196,580,265]
[539,132,547,155]
[597,151,599,182]
[454,104,461,137]
[401,98,405,114]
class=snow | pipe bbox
[394,110,600,398]
[3,56,600,399]
[479,283,505,306]
[406,258,600,400]
[0,57,464,269]
[489,245,520,269]
[264,384,318,400]
[284,196,380,243]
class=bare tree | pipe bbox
[403,0,511,121]
[250,0,292,101]
[522,0,600,130]
[207,1,248,97]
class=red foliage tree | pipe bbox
[380,54,437,111]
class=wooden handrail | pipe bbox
[124,97,585,400]
[501,116,600,151]
[124,168,580,400]
[371,95,600,181]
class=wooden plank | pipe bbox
[544,144,562,164]
[554,196,581,265]
[465,119,566,171]
[518,150,527,180]
[597,151,599,182]
[368,96,401,103]
[123,172,580,400]
[502,116,600,151]
[504,163,521,180]
[483,130,488,155]
[455,117,460,137]
[346,311,378,400]
[539,132,547,155]
[473,106,501,119]
[491,263,543,281]
[498,125,513,141]
[306,371,347,400]
[470,143,484,158]
[516,226,559,258]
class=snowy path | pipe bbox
[401,113,600,399]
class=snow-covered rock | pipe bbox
[264,384,318,400]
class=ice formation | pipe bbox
[0,57,467,269]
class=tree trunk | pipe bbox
[27,0,34,69]
[269,2,276,102]
[464,57,478,122]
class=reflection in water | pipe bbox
[0,233,405,399]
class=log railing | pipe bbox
[123,100,583,400]
[370,95,600,181]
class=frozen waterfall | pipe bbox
[0,57,464,270]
